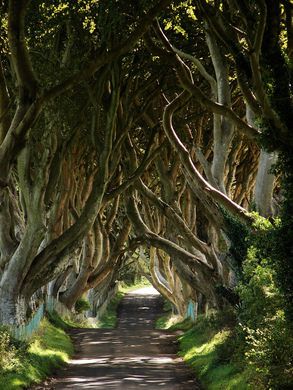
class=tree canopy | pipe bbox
[0,1,292,386]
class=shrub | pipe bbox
[0,318,74,390]
[75,297,91,314]
[0,326,26,374]
[0,329,17,372]
[242,312,292,389]
[236,216,293,389]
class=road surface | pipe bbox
[35,287,199,389]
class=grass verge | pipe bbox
[0,317,74,390]
[47,309,96,329]
[96,291,125,328]
[96,279,152,328]
[156,312,251,390]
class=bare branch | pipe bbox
[0,58,10,143]
[8,0,38,99]
[162,90,254,226]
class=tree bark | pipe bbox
[254,150,278,217]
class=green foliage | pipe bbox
[222,209,250,273]
[0,319,73,390]
[0,327,26,375]
[159,312,251,389]
[241,312,292,389]
[75,297,91,314]
[272,154,293,321]
[237,248,279,326]
[236,231,293,389]
[227,213,292,389]
[219,211,293,388]
[118,278,151,293]
[119,269,150,288]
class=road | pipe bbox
[36,287,199,389]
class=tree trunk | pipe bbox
[206,29,234,193]
[254,150,278,217]
[0,218,45,324]
[0,289,27,325]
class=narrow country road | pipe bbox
[37,287,199,389]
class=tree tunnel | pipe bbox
[0,0,292,329]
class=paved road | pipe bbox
[37,287,199,389]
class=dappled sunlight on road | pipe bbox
[71,356,178,366]
[38,289,199,389]
[126,286,160,296]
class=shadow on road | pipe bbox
[34,287,199,389]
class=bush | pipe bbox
[242,312,292,389]
[0,319,74,390]
[75,297,91,314]
[235,216,293,389]
[0,327,21,373]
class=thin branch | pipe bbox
[8,0,38,98]
[103,137,165,203]
[154,21,260,141]
[176,59,260,141]
[253,0,267,58]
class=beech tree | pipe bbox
[0,0,173,324]
[0,0,292,326]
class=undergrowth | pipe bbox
[96,291,125,328]
[157,311,251,390]
[0,318,73,390]
[47,309,95,329]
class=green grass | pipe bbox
[157,313,251,390]
[156,314,194,331]
[47,309,96,329]
[180,325,250,389]
[0,318,74,390]
[118,278,151,293]
[97,280,152,328]
[47,310,76,330]
[96,291,125,328]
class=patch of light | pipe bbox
[70,358,109,365]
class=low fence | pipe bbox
[46,296,74,319]
[10,289,118,341]
[11,304,45,341]
[185,300,197,322]
[11,296,76,341]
